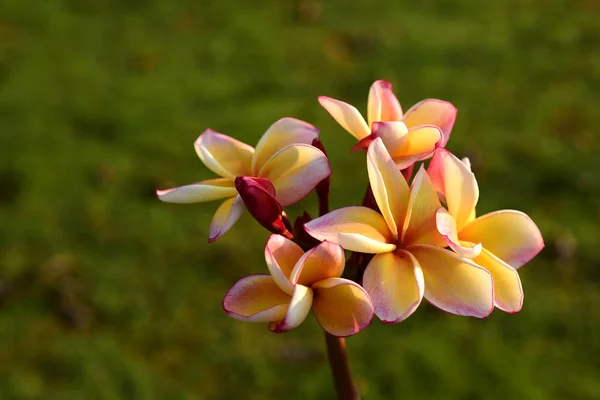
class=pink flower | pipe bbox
[318,80,457,168]
[223,235,374,337]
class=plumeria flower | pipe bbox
[223,235,374,337]
[305,138,494,323]
[428,148,544,313]
[157,118,331,242]
[318,80,457,168]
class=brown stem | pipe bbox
[325,332,360,400]
[318,189,330,216]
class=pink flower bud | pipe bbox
[234,176,292,238]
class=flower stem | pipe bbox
[324,332,360,400]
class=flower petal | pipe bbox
[461,157,472,171]
[290,241,345,287]
[427,148,479,231]
[436,208,482,258]
[410,245,494,318]
[367,137,410,239]
[393,125,442,162]
[251,118,320,175]
[208,195,246,242]
[402,99,457,147]
[194,129,254,179]
[304,206,396,254]
[318,96,370,140]
[156,178,236,203]
[371,121,409,155]
[472,248,523,313]
[389,154,426,171]
[312,278,374,337]
[265,235,304,295]
[351,121,408,153]
[367,80,403,126]
[401,167,445,247]
[257,144,331,206]
[460,210,544,269]
[362,251,424,323]
[223,274,291,322]
[269,284,313,333]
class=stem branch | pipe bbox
[324,332,360,400]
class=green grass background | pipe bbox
[0,0,598,398]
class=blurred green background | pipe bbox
[0,0,598,399]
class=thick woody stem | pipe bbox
[325,332,360,400]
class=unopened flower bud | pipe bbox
[234,176,292,239]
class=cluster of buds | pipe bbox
[158,80,544,337]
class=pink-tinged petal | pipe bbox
[367,137,410,239]
[257,144,331,206]
[290,241,345,287]
[460,210,544,269]
[367,80,403,126]
[251,118,320,175]
[427,148,479,231]
[156,178,236,203]
[371,121,409,155]
[436,208,482,258]
[269,284,313,333]
[312,278,374,337]
[318,96,370,140]
[472,248,523,313]
[265,235,304,295]
[362,251,424,323]
[461,157,472,171]
[351,121,408,153]
[401,167,445,247]
[390,154,425,171]
[194,129,254,179]
[304,206,396,254]
[402,99,457,147]
[410,245,494,318]
[208,195,246,242]
[393,125,442,162]
[223,274,291,322]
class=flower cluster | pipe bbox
[158,80,544,337]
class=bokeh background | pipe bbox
[1,0,598,398]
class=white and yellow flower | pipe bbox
[157,118,331,242]
[305,138,495,322]
[428,148,544,313]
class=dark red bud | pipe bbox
[235,176,292,238]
